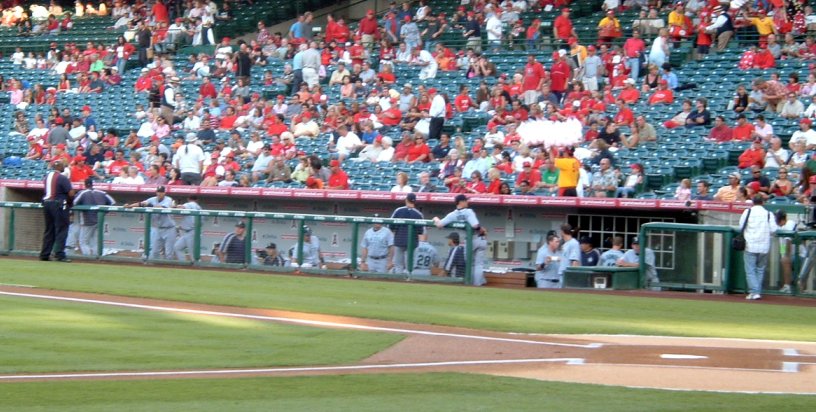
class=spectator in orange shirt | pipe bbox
[648,79,674,105]
[515,161,541,190]
[454,84,477,112]
[613,99,634,126]
[732,114,756,141]
[738,138,766,169]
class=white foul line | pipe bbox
[0,290,602,349]
[0,358,585,381]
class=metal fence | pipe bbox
[641,222,816,297]
[0,201,474,284]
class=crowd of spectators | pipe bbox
[7,0,816,203]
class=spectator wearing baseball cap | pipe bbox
[714,173,744,203]
[515,161,542,192]
[738,138,766,169]
[326,159,349,190]
[579,236,601,267]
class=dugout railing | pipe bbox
[640,222,816,297]
[0,201,475,285]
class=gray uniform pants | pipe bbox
[149,227,177,260]
[173,229,195,262]
[393,246,408,274]
[79,224,99,256]
[366,257,388,273]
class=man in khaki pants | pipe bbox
[705,6,734,53]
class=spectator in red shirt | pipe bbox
[618,78,641,104]
[647,79,674,105]
[549,51,571,102]
[199,76,217,99]
[613,99,634,126]
[357,9,379,49]
[515,161,541,190]
[406,135,431,163]
[522,54,547,93]
[327,159,350,189]
[380,98,403,126]
[623,29,646,80]
[738,138,766,169]
[553,8,577,46]
[706,116,734,142]
[454,84,477,112]
[732,114,756,141]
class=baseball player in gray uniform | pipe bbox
[289,226,323,267]
[173,195,201,262]
[433,194,481,230]
[72,178,116,256]
[410,233,439,276]
[471,227,488,286]
[360,215,394,273]
[125,185,176,260]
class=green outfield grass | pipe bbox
[2,373,813,412]
[1,259,815,341]
[0,295,400,374]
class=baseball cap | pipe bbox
[185,133,197,142]
[523,161,532,167]
[631,236,639,245]
[729,172,741,180]
[454,194,468,204]
[800,118,812,126]
[266,242,277,249]
[406,193,417,203]
[156,185,166,193]
[428,88,438,95]
[579,236,592,245]
[330,159,340,167]
[303,225,312,235]
[82,105,92,112]
[235,221,246,228]
[446,232,460,241]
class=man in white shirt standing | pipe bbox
[173,133,205,185]
[427,88,446,142]
[332,124,363,161]
[485,10,503,51]
[739,196,778,300]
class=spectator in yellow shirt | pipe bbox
[745,9,778,40]
[555,147,581,197]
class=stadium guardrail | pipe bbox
[641,222,815,297]
[0,201,475,284]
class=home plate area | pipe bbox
[0,287,814,394]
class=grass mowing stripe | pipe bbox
[1,373,814,412]
[0,294,401,374]
[2,260,815,341]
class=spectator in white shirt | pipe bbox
[778,92,805,119]
[411,48,437,80]
[331,124,363,161]
[378,136,395,162]
[763,137,790,169]
[182,111,201,131]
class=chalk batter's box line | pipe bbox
[0,358,586,381]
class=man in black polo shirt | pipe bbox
[40,160,75,262]
[217,221,247,264]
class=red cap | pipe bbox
[277,94,285,100]
[466,11,475,17]
[801,118,813,125]
[251,92,260,99]
[562,8,570,13]
[150,135,160,142]
[428,88,437,95]
[458,6,465,11]
[82,105,91,112]
[330,159,340,167]
[55,118,64,125]
[56,143,66,150]
[404,15,411,22]
[523,161,532,167]
[587,45,596,51]
[104,151,114,158]
[658,79,668,85]
[222,37,231,43]
[227,152,235,158]
[306,176,317,186]
[375,136,383,142]
[211,152,219,158]
[568,37,577,45]
[301,112,312,120]
[747,181,761,191]
[74,155,85,162]
[367,9,374,15]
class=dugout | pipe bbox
[0,181,813,295]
